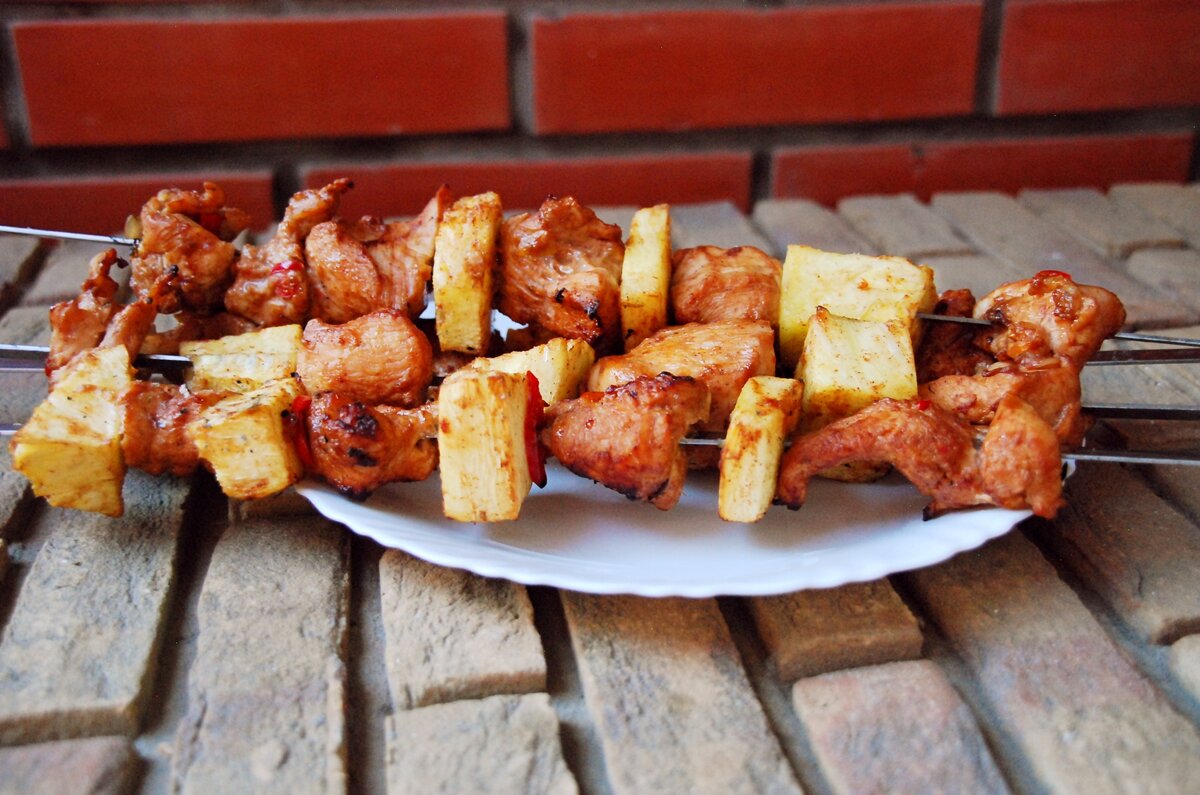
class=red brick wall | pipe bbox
[0,1,1195,232]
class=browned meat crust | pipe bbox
[225,179,353,327]
[542,373,710,510]
[296,310,433,407]
[777,396,1063,519]
[120,382,226,477]
[498,196,624,352]
[671,245,781,327]
[131,182,250,314]
[305,393,438,499]
[47,249,122,374]
[587,320,775,432]
[915,289,992,382]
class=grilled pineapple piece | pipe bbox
[800,308,917,481]
[188,377,304,500]
[182,324,302,393]
[433,192,502,355]
[10,345,133,517]
[718,376,803,523]
[438,370,532,522]
[620,204,671,350]
[465,337,595,405]
[779,246,937,371]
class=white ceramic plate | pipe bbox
[295,462,1030,597]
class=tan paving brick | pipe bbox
[1020,188,1186,259]
[0,237,41,307]
[0,735,138,795]
[1111,183,1200,249]
[837,194,973,259]
[561,593,802,795]
[229,488,318,521]
[0,306,51,428]
[1140,465,1200,528]
[20,240,127,306]
[171,516,349,794]
[903,532,1200,794]
[1124,248,1200,310]
[791,660,1009,795]
[752,198,878,257]
[672,201,774,250]
[922,253,1027,299]
[0,472,189,744]
[749,579,922,682]
[931,192,1192,328]
[379,550,545,711]
[1030,463,1200,643]
[1168,635,1200,703]
[385,693,577,795]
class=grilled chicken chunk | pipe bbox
[225,179,353,327]
[915,289,992,382]
[305,188,449,324]
[305,393,438,499]
[130,182,250,314]
[542,373,710,510]
[121,382,226,477]
[498,196,624,352]
[297,310,433,407]
[777,395,1063,519]
[671,245,781,327]
[973,270,1126,369]
[587,320,775,432]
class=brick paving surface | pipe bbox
[1,189,1199,794]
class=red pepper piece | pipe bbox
[271,259,305,300]
[524,371,547,488]
[916,399,932,411]
[284,394,315,471]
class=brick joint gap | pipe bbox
[973,0,1007,116]
[344,535,391,795]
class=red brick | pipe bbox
[772,133,1193,204]
[303,151,753,217]
[532,4,981,134]
[997,0,1200,115]
[14,14,508,147]
[0,172,275,234]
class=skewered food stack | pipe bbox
[8,180,1130,523]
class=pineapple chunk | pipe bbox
[433,192,502,355]
[620,204,672,350]
[188,377,304,500]
[779,245,936,371]
[10,345,133,517]
[182,324,302,393]
[799,308,917,481]
[718,376,803,523]
[438,370,532,522]
[464,337,595,405]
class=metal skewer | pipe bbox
[918,312,1200,349]
[0,225,138,249]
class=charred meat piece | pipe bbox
[498,196,624,352]
[973,270,1126,370]
[121,382,226,477]
[587,320,775,432]
[297,310,434,407]
[305,393,438,499]
[542,373,710,510]
[130,182,250,314]
[777,396,1063,519]
[225,178,353,327]
[305,188,449,324]
[671,245,781,327]
[47,249,122,375]
[915,289,992,382]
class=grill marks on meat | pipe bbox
[498,196,624,352]
[587,320,775,432]
[305,392,438,499]
[671,245,781,327]
[296,310,433,407]
[120,382,225,477]
[225,178,353,327]
[305,187,450,323]
[777,396,1063,519]
[131,182,250,315]
[542,374,710,510]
